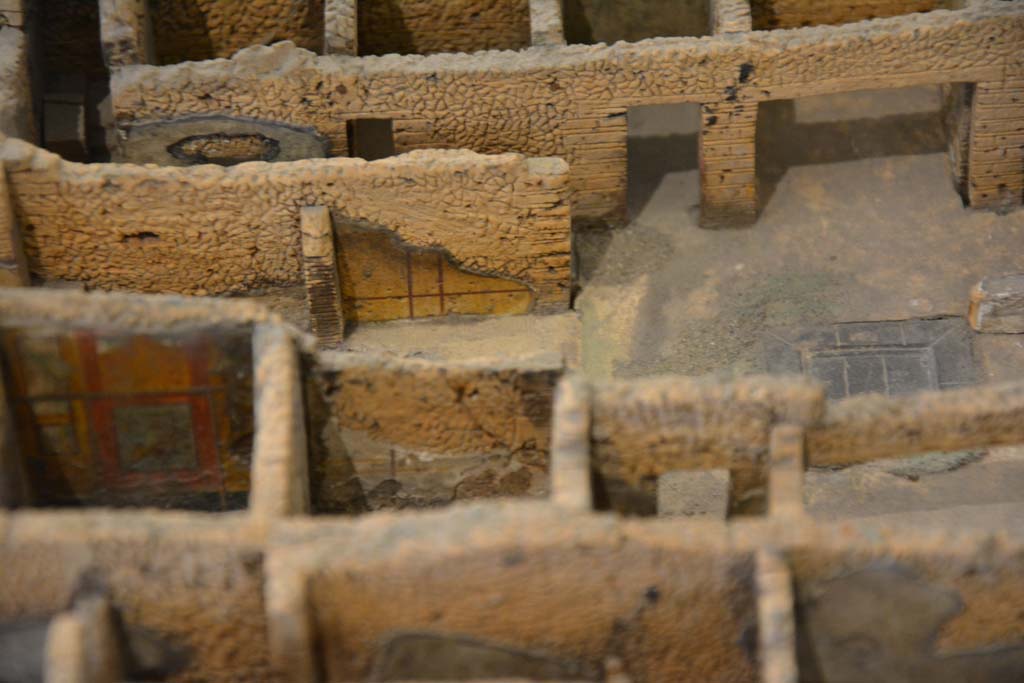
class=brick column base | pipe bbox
[966,76,1023,212]
[699,101,759,228]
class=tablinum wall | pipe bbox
[108,0,1024,226]
[0,138,572,318]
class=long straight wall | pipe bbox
[109,0,1024,226]
[0,139,571,309]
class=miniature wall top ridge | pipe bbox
[109,0,1023,84]
[0,134,559,179]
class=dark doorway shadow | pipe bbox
[626,103,701,219]
[756,98,947,208]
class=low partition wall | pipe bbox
[552,372,1024,516]
[305,351,562,513]
[0,510,271,682]
[0,289,569,516]
[4,504,1021,682]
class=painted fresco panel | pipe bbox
[0,327,254,510]
[336,226,534,323]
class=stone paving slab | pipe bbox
[764,317,975,400]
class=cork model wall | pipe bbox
[151,0,325,64]
[2,288,1024,681]
[749,0,953,30]
[0,0,1023,679]
[108,0,1024,225]
[0,291,564,515]
[0,138,572,311]
[357,0,531,55]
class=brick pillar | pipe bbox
[98,0,154,67]
[0,165,29,287]
[710,0,753,34]
[965,75,1023,211]
[529,0,566,46]
[699,101,759,228]
[300,206,345,346]
[324,0,358,55]
[566,108,629,226]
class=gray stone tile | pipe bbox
[883,352,936,395]
[845,355,887,395]
[764,317,975,398]
[836,321,903,347]
[808,356,847,400]
[900,318,948,345]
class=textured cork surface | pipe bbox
[151,0,325,64]
[3,1,1024,678]
[1,139,571,310]
[0,29,31,140]
[307,352,561,511]
[750,0,951,30]
[272,505,759,682]
[109,0,1024,223]
[0,511,271,682]
[358,0,531,56]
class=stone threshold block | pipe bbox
[970,274,1024,333]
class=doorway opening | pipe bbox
[627,103,701,221]
[347,118,396,160]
